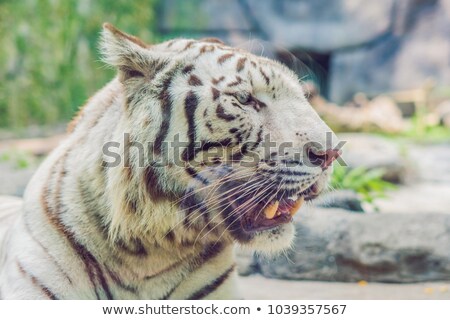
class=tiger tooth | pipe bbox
[264,201,279,219]
[289,197,305,216]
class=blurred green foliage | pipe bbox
[379,114,450,143]
[0,0,159,129]
[398,115,450,143]
[0,149,35,169]
[331,163,396,210]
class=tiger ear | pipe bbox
[100,23,152,81]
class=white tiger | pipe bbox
[0,23,340,299]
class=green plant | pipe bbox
[403,115,450,142]
[379,104,450,143]
[0,149,36,169]
[0,0,159,129]
[331,163,396,209]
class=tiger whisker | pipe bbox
[160,169,260,240]
[171,166,255,207]
[183,173,264,234]
[210,178,280,243]
[198,179,277,243]
[189,177,266,241]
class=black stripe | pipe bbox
[235,131,244,144]
[254,97,267,111]
[211,87,220,100]
[105,267,138,294]
[41,154,101,299]
[231,102,243,109]
[279,178,304,184]
[17,261,59,300]
[182,91,199,161]
[259,168,309,176]
[248,126,263,151]
[230,151,244,161]
[188,74,203,86]
[166,39,177,48]
[185,166,209,185]
[205,121,214,133]
[281,159,302,166]
[218,53,234,64]
[182,64,194,74]
[259,67,270,85]
[180,190,205,228]
[227,76,242,87]
[154,63,182,154]
[144,165,171,202]
[182,41,195,51]
[23,219,74,285]
[162,242,225,300]
[187,265,235,300]
[41,150,113,300]
[200,139,232,150]
[115,237,148,257]
[216,104,236,122]
[144,256,186,282]
[236,57,247,72]
[212,76,225,85]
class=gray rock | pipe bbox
[158,0,450,104]
[257,208,450,282]
[338,133,409,183]
[372,183,450,215]
[408,143,450,184]
[329,0,450,103]
[246,0,394,52]
[315,190,364,212]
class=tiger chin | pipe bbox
[0,24,340,300]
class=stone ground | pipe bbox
[372,183,450,215]
[370,143,450,215]
[239,275,450,300]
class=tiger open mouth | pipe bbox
[220,175,322,235]
[238,195,304,232]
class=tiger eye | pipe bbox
[236,91,252,105]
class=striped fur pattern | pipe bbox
[0,24,337,299]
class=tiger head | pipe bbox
[100,24,340,255]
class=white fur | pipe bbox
[0,25,338,299]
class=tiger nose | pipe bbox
[307,148,341,170]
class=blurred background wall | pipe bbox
[1,0,449,130]
[159,0,450,103]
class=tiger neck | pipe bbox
[21,78,237,298]
[76,163,231,256]
[75,163,236,297]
